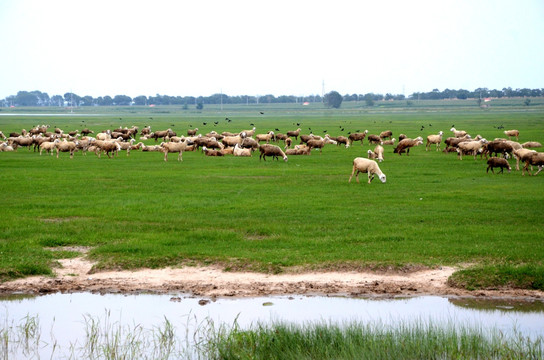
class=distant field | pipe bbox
[0,102,543,289]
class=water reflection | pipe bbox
[1,293,543,358]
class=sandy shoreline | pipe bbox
[1,256,543,300]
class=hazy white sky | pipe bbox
[0,0,543,99]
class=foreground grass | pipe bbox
[207,321,543,360]
[2,314,542,359]
[0,105,543,290]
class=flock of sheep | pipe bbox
[1,124,543,184]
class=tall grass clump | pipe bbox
[204,320,543,360]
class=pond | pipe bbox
[1,293,543,358]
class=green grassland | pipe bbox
[0,101,543,290]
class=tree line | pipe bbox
[2,87,543,108]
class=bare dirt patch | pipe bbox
[1,255,543,299]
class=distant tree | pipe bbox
[524,98,531,106]
[113,95,132,105]
[364,93,374,107]
[324,91,343,108]
[64,92,81,107]
[133,95,147,106]
[81,96,94,106]
[196,102,203,110]
[14,91,39,106]
[51,95,64,106]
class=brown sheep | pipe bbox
[367,134,382,145]
[522,152,544,176]
[259,144,288,161]
[348,130,368,146]
[256,131,275,143]
[513,148,537,171]
[379,130,393,140]
[187,127,199,136]
[393,137,423,156]
[94,140,121,158]
[486,157,511,174]
[286,128,301,140]
[484,140,514,159]
[335,135,350,148]
[307,138,326,154]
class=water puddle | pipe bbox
[1,293,543,358]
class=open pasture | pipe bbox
[0,104,543,288]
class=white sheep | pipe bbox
[456,139,487,160]
[504,129,519,140]
[450,127,467,138]
[256,131,275,143]
[348,157,386,184]
[513,148,537,171]
[521,141,542,148]
[233,143,252,157]
[425,131,443,151]
[367,145,384,162]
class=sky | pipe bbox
[0,0,543,99]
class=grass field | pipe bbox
[0,101,543,289]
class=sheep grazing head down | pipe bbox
[377,173,387,183]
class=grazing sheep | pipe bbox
[284,137,292,149]
[151,129,175,142]
[259,144,288,162]
[398,134,407,141]
[522,141,542,148]
[222,134,244,147]
[335,135,350,148]
[393,137,423,156]
[444,135,472,148]
[202,146,224,156]
[9,136,34,151]
[426,131,444,151]
[379,130,393,140]
[160,140,188,161]
[256,131,275,143]
[450,127,467,138]
[274,133,288,142]
[486,157,511,174]
[522,152,544,176]
[233,143,252,157]
[241,137,260,150]
[286,128,301,140]
[299,134,316,144]
[348,130,368,146]
[367,145,384,162]
[512,148,536,171]
[39,140,57,155]
[367,134,382,145]
[348,157,386,184]
[94,140,121,158]
[484,140,514,159]
[55,140,78,158]
[187,127,199,136]
[504,129,519,140]
[307,138,326,154]
[81,128,94,136]
[456,139,487,160]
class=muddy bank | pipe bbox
[1,256,543,300]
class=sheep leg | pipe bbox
[368,173,374,184]
[535,166,543,176]
[348,167,359,183]
[178,151,183,162]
